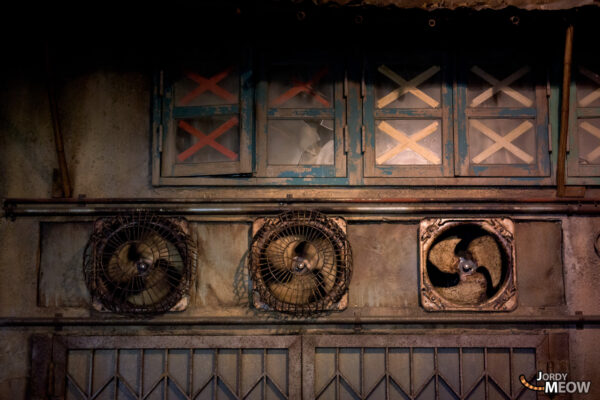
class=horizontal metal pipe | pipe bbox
[1,315,598,327]
[4,202,600,218]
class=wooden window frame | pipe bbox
[255,51,347,179]
[454,53,551,180]
[362,52,454,179]
[567,62,600,184]
[154,50,254,181]
[152,48,557,187]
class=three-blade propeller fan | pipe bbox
[249,211,352,315]
[426,224,505,305]
[84,214,195,315]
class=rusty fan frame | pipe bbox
[83,213,196,315]
[249,210,353,316]
[419,218,517,312]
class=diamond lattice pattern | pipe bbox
[65,348,289,400]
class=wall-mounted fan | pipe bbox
[420,218,516,311]
[249,210,352,316]
[83,213,196,315]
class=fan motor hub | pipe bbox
[135,260,151,275]
[458,257,477,275]
[292,256,311,274]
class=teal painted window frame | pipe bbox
[454,52,551,179]
[254,51,348,179]
[567,61,600,184]
[362,51,454,179]
[157,49,254,179]
[151,48,558,187]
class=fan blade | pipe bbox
[312,254,337,293]
[435,272,488,305]
[293,241,320,268]
[127,259,182,306]
[265,235,302,272]
[138,233,169,264]
[428,237,462,273]
[310,237,335,272]
[269,274,317,305]
[311,270,332,300]
[468,235,502,288]
[154,258,183,288]
[108,244,139,283]
[99,273,147,303]
[127,241,141,261]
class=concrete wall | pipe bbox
[1,7,600,399]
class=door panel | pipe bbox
[31,334,566,400]
[302,335,557,400]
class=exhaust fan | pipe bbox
[249,210,352,316]
[420,218,516,311]
[83,214,196,315]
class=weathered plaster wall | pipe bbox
[1,16,599,400]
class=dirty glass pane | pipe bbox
[175,116,240,163]
[576,65,600,108]
[467,63,535,108]
[268,65,333,108]
[174,64,239,107]
[267,119,334,165]
[578,119,600,164]
[468,119,535,164]
[375,64,441,109]
[375,119,441,165]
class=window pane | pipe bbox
[175,116,240,163]
[267,119,334,165]
[468,119,535,165]
[268,65,333,108]
[174,65,239,107]
[576,65,600,108]
[467,64,535,108]
[578,119,600,165]
[375,119,441,165]
[375,64,441,109]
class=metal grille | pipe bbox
[32,335,559,400]
[303,335,547,400]
[52,336,301,400]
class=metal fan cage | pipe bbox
[249,210,353,316]
[83,213,196,315]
